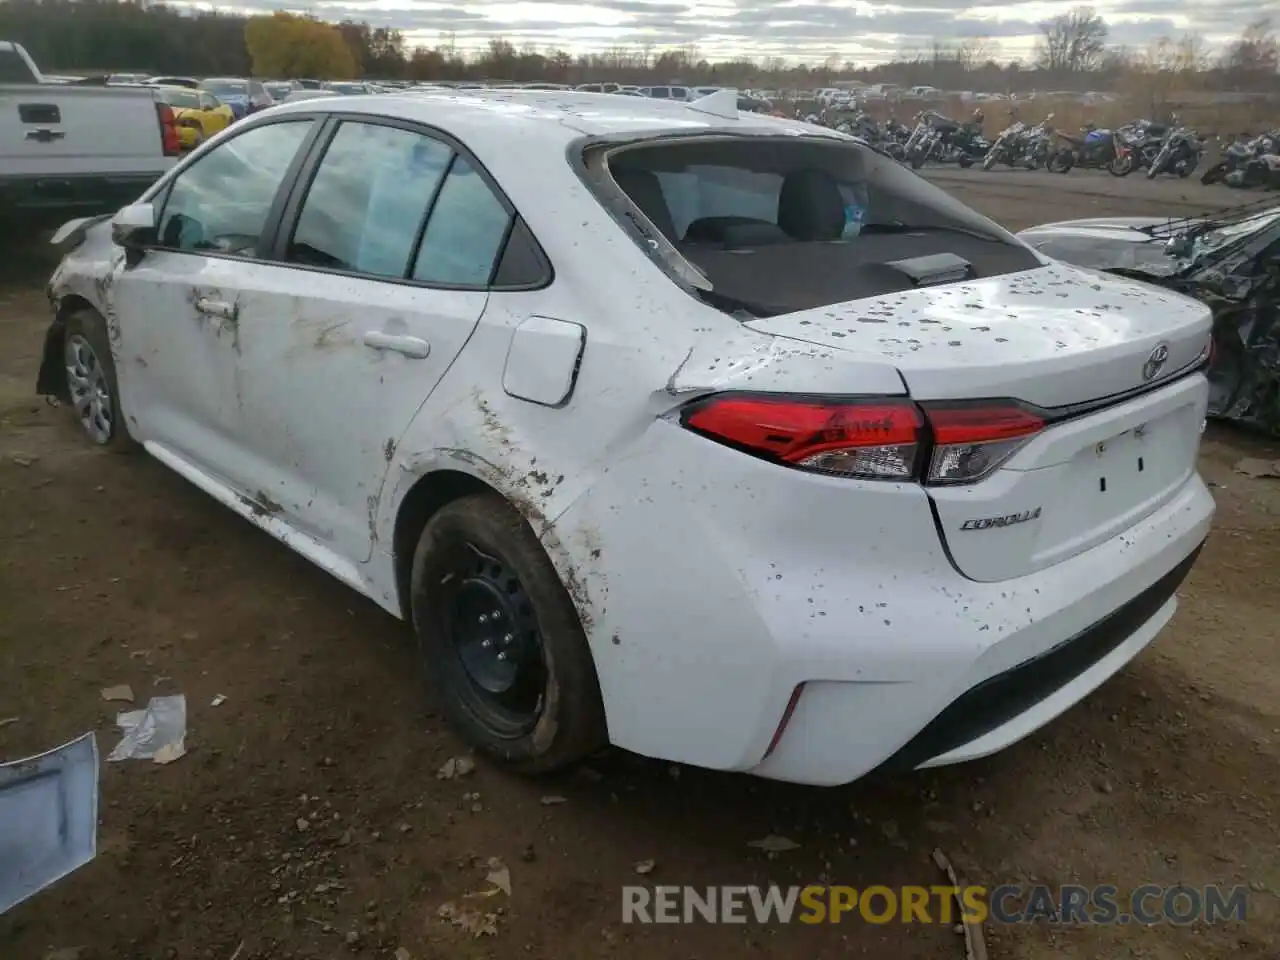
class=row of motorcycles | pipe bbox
[801,106,1280,190]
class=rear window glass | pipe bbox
[163,89,201,108]
[204,81,246,98]
[598,136,1039,316]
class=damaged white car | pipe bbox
[38,90,1214,785]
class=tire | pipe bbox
[958,155,974,168]
[409,493,607,774]
[1200,162,1226,185]
[63,309,141,453]
[885,143,905,161]
[1048,150,1073,173]
[1109,153,1134,177]
[909,148,926,170]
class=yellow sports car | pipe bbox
[153,86,235,149]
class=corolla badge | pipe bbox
[1143,342,1170,381]
[959,507,1042,531]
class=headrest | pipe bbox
[777,169,846,241]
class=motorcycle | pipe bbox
[982,119,1025,170]
[1047,123,1118,174]
[1202,131,1280,185]
[1111,119,1169,176]
[906,112,987,169]
[1020,115,1055,169]
[1146,118,1202,179]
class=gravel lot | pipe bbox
[1,169,1278,960]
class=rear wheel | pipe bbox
[63,309,140,453]
[1108,153,1134,177]
[1047,149,1074,173]
[957,154,974,169]
[409,493,608,774]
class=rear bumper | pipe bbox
[551,420,1214,785]
[879,542,1201,772]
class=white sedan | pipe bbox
[38,89,1214,785]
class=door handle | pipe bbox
[194,297,236,320]
[25,128,65,142]
[363,332,431,359]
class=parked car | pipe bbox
[264,81,300,101]
[0,40,179,230]
[148,75,201,90]
[38,90,1213,786]
[322,81,379,96]
[151,86,235,148]
[1019,200,1280,435]
[639,85,693,101]
[199,77,273,119]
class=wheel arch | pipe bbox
[37,295,99,402]
[390,468,504,621]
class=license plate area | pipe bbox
[1065,405,1198,528]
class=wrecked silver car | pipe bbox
[1019,201,1280,434]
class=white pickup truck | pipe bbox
[1,41,179,231]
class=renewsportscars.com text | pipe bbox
[622,884,1249,926]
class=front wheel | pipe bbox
[958,154,974,168]
[409,493,608,774]
[1048,149,1074,173]
[62,309,141,453]
[1200,162,1227,185]
[909,148,926,170]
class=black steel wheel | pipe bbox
[410,493,607,773]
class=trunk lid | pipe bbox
[743,261,1210,408]
[745,261,1212,581]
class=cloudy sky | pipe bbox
[190,0,1262,64]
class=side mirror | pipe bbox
[111,202,157,249]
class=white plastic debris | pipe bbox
[108,694,186,763]
[210,694,227,707]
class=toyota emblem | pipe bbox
[1143,343,1170,382]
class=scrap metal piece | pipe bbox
[0,732,99,914]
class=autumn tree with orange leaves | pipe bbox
[244,12,356,80]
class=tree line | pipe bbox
[0,0,1275,94]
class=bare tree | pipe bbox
[957,36,998,69]
[1221,17,1278,77]
[1035,6,1109,72]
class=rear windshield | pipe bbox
[595,135,1039,316]
[204,81,247,98]
[161,89,201,108]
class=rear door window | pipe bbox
[412,157,512,286]
[285,121,453,278]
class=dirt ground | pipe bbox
[1,169,1278,960]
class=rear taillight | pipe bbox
[155,103,181,156]
[681,394,923,480]
[921,403,1045,484]
[678,393,1045,486]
